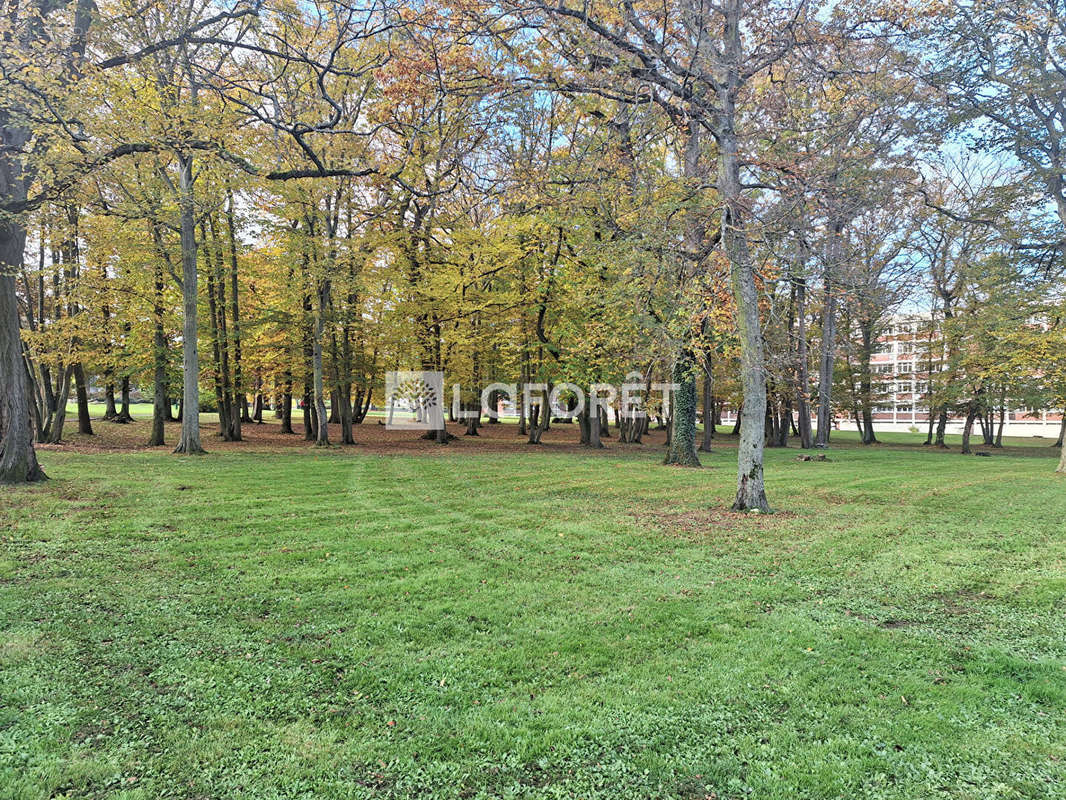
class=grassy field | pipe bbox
[2,439,1065,799]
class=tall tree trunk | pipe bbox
[588,403,603,448]
[281,369,294,434]
[0,102,45,480]
[173,152,205,455]
[719,110,770,511]
[794,275,813,450]
[150,344,167,447]
[994,391,1006,448]
[665,350,700,466]
[935,408,948,447]
[527,401,547,444]
[302,384,313,440]
[208,218,238,441]
[700,360,713,453]
[117,376,132,423]
[103,382,118,420]
[961,403,977,455]
[859,320,877,445]
[225,190,249,424]
[981,409,995,446]
[148,261,168,446]
[815,229,843,448]
[204,242,229,438]
[73,363,93,434]
[312,280,330,446]
[46,365,74,444]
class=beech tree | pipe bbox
[932,0,1066,470]
[487,0,831,511]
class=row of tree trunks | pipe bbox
[203,215,243,442]
[814,217,846,449]
[173,152,205,455]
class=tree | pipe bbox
[932,0,1066,469]
[496,0,826,510]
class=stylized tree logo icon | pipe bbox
[385,371,444,429]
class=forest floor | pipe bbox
[2,427,1065,798]
[37,402,1066,459]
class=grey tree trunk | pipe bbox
[46,365,74,444]
[994,394,1005,448]
[173,152,205,454]
[225,192,249,424]
[588,402,603,449]
[312,280,330,446]
[719,107,770,511]
[794,273,813,449]
[0,121,46,481]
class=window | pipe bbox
[897,404,913,413]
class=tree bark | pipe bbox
[719,107,770,511]
[961,403,977,455]
[815,223,844,448]
[858,320,877,445]
[173,152,205,454]
[148,263,167,446]
[665,350,701,466]
[46,365,74,444]
[73,363,93,434]
[0,128,46,481]
[117,376,133,423]
[280,369,294,434]
[1052,413,1066,448]
[794,273,813,449]
[700,361,713,452]
[224,191,248,424]
[312,280,330,446]
[935,408,948,447]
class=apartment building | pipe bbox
[863,315,1063,436]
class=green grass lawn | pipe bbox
[2,445,1065,799]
